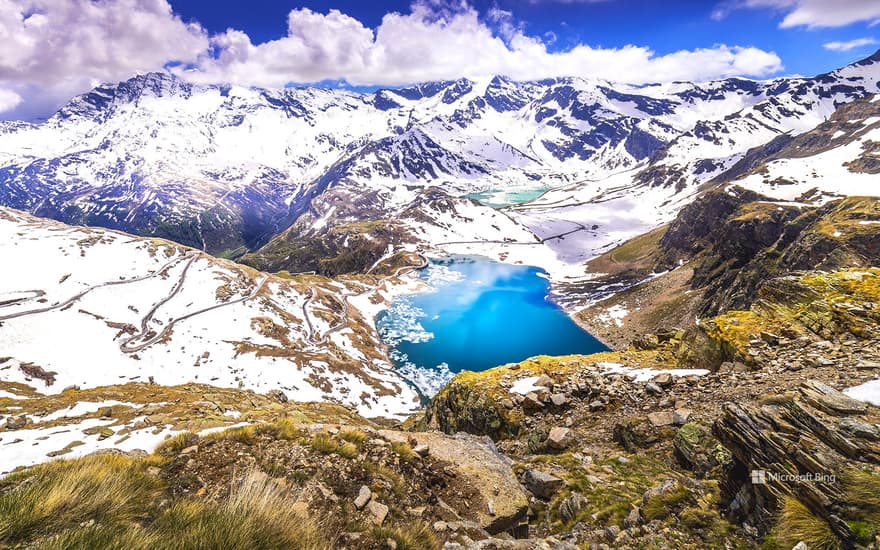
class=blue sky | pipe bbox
[170,0,880,77]
[1,0,880,120]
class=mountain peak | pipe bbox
[853,48,880,67]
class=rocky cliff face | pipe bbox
[714,380,880,548]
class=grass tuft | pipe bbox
[0,455,162,545]
[390,442,416,463]
[773,496,839,550]
[154,432,198,456]
[367,522,440,550]
[337,442,359,460]
[309,433,339,455]
[204,425,257,445]
[339,428,369,446]
[150,470,331,550]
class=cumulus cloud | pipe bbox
[0,88,22,112]
[179,2,782,88]
[0,0,207,118]
[823,37,878,52]
[713,0,880,28]
[1,0,785,120]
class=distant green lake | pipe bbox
[376,256,608,395]
[462,188,548,208]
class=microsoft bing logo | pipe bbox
[750,469,835,485]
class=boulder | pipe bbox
[522,469,564,500]
[550,393,568,407]
[613,417,659,451]
[673,422,732,477]
[673,409,693,426]
[799,380,868,415]
[379,430,528,533]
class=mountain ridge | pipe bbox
[1,51,878,269]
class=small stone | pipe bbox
[647,411,675,427]
[546,427,573,449]
[433,521,448,532]
[645,383,662,395]
[267,389,288,403]
[791,542,808,550]
[558,492,588,522]
[367,500,389,525]
[605,525,621,541]
[413,444,430,457]
[624,505,642,528]
[522,469,565,499]
[99,407,113,418]
[386,538,397,550]
[652,373,673,388]
[487,500,496,516]
[522,393,544,411]
[672,409,693,426]
[589,400,605,411]
[354,485,371,510]
[550,393,568,406]
[5,415,27,430]
[535,374,554,389]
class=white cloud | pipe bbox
[714,0,880,28]
[823,37,878,52]
[1,0,785,120]
[0,0,207,119]
[0,88,22,113]
[180,2,782,88]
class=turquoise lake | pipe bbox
[376,256,608,395]
[462,188,548,208]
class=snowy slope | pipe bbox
[0,208,420,419]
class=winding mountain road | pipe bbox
[302,252,428,345]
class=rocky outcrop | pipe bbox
[713,380,880,547]
[379,430,529,533]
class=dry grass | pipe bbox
[339,428,369,446]
[0,454,162,545]
[309,433,340,455]
[6,458,333,550]
[155,431,198,456]
[390,442,416,463]
[773,496,840,550]
[149,471,332,550]
[367,522,440,550]
[203,425,257,445]
[337,442,359,459]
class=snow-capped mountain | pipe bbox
[0,51,879,267]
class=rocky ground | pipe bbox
[1,193,879,549]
